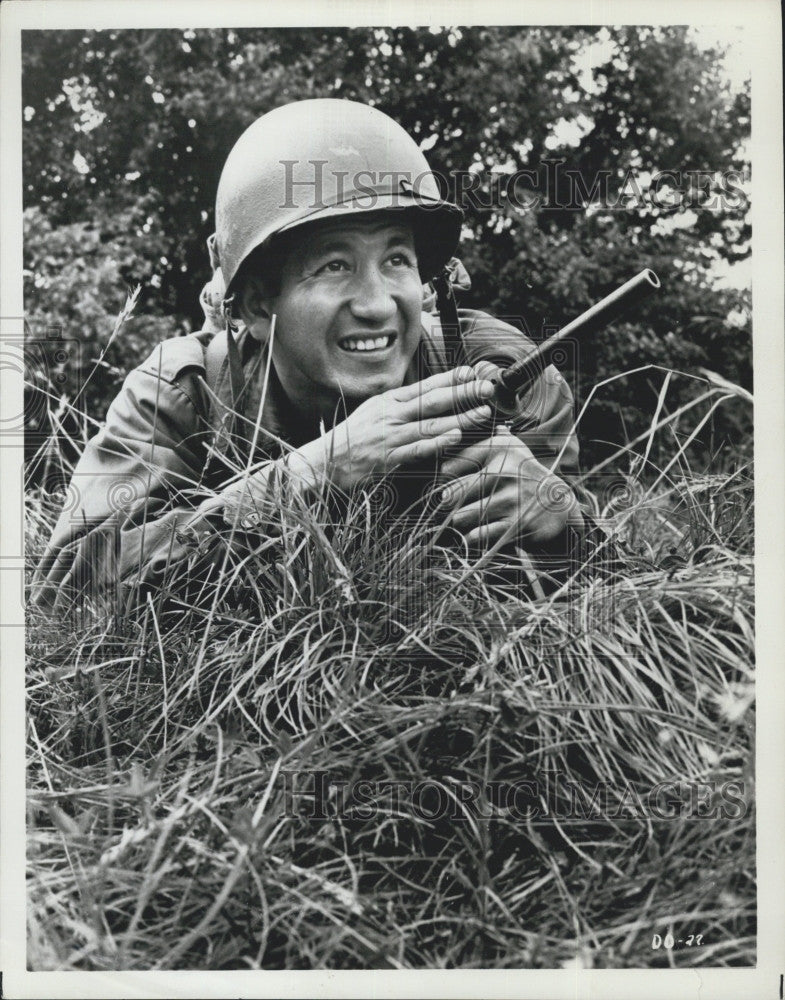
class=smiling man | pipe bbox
[34,99,583,613]
[243,216,429,414]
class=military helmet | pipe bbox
[214,98,463,295]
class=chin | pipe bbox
[335,366,406,402]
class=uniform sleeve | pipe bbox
[456,309,580,473]
[31,357,278,616]
[455,310,617,579]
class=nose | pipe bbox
[348,263,397,325]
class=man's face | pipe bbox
[254,214,424,410]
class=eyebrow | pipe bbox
[311,222,414,253]
[308,231,415,256]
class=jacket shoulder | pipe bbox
[423,309,536,370]
[456,308,536,366]
[136,330,214,385]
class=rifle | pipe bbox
[484,269,661,416]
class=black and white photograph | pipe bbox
[1,0,782,996]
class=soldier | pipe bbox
[33,98,584,614]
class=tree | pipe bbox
[22,26,751,466]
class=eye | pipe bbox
[388,251,415,267]
[316,258,350,275]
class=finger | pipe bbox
[390,404,493,456]
[441,426,527,478]
[441,427,536,479]
[447,490,514,531]
[441,457,545,513]
[441,445,514,505]
[464,520,513,548]
[400,376,496,421]
[440,468,484,508]
[470,360,504,384]
[391,366,476,404]
[412,403,495,443]
[449,465,550,515]
[440,438,496,479]
[388,426,466,468]
[441,469,508,514]
[451,483,573,544]
[447,403,498,444]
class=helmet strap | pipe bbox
[432,268,466,368]
[221,293,245,337]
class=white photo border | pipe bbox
[1,1,782,997]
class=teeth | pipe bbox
[340,335,393,352]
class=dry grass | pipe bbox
[25,437,755,969]
[24,309,755,968]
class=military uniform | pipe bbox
[33,308,578,612]
[33,98,586,613]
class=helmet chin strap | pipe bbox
[221,292,236,328]
[432,266,467,369]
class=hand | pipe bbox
[439,424,582,549]
[293,366,496,492]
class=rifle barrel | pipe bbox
[497,268,660,397]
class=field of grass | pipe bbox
[25,369,755,971]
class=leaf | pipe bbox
[46,803,81,838]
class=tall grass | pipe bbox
[25,334,755,969]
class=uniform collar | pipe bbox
[238,339,319,455]
[225,313,442,463]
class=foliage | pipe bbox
[22,26,751,465]
[23,26,755,972]
[26,418,755,969]
[23,205,179,418]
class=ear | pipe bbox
[236,276,274,342]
